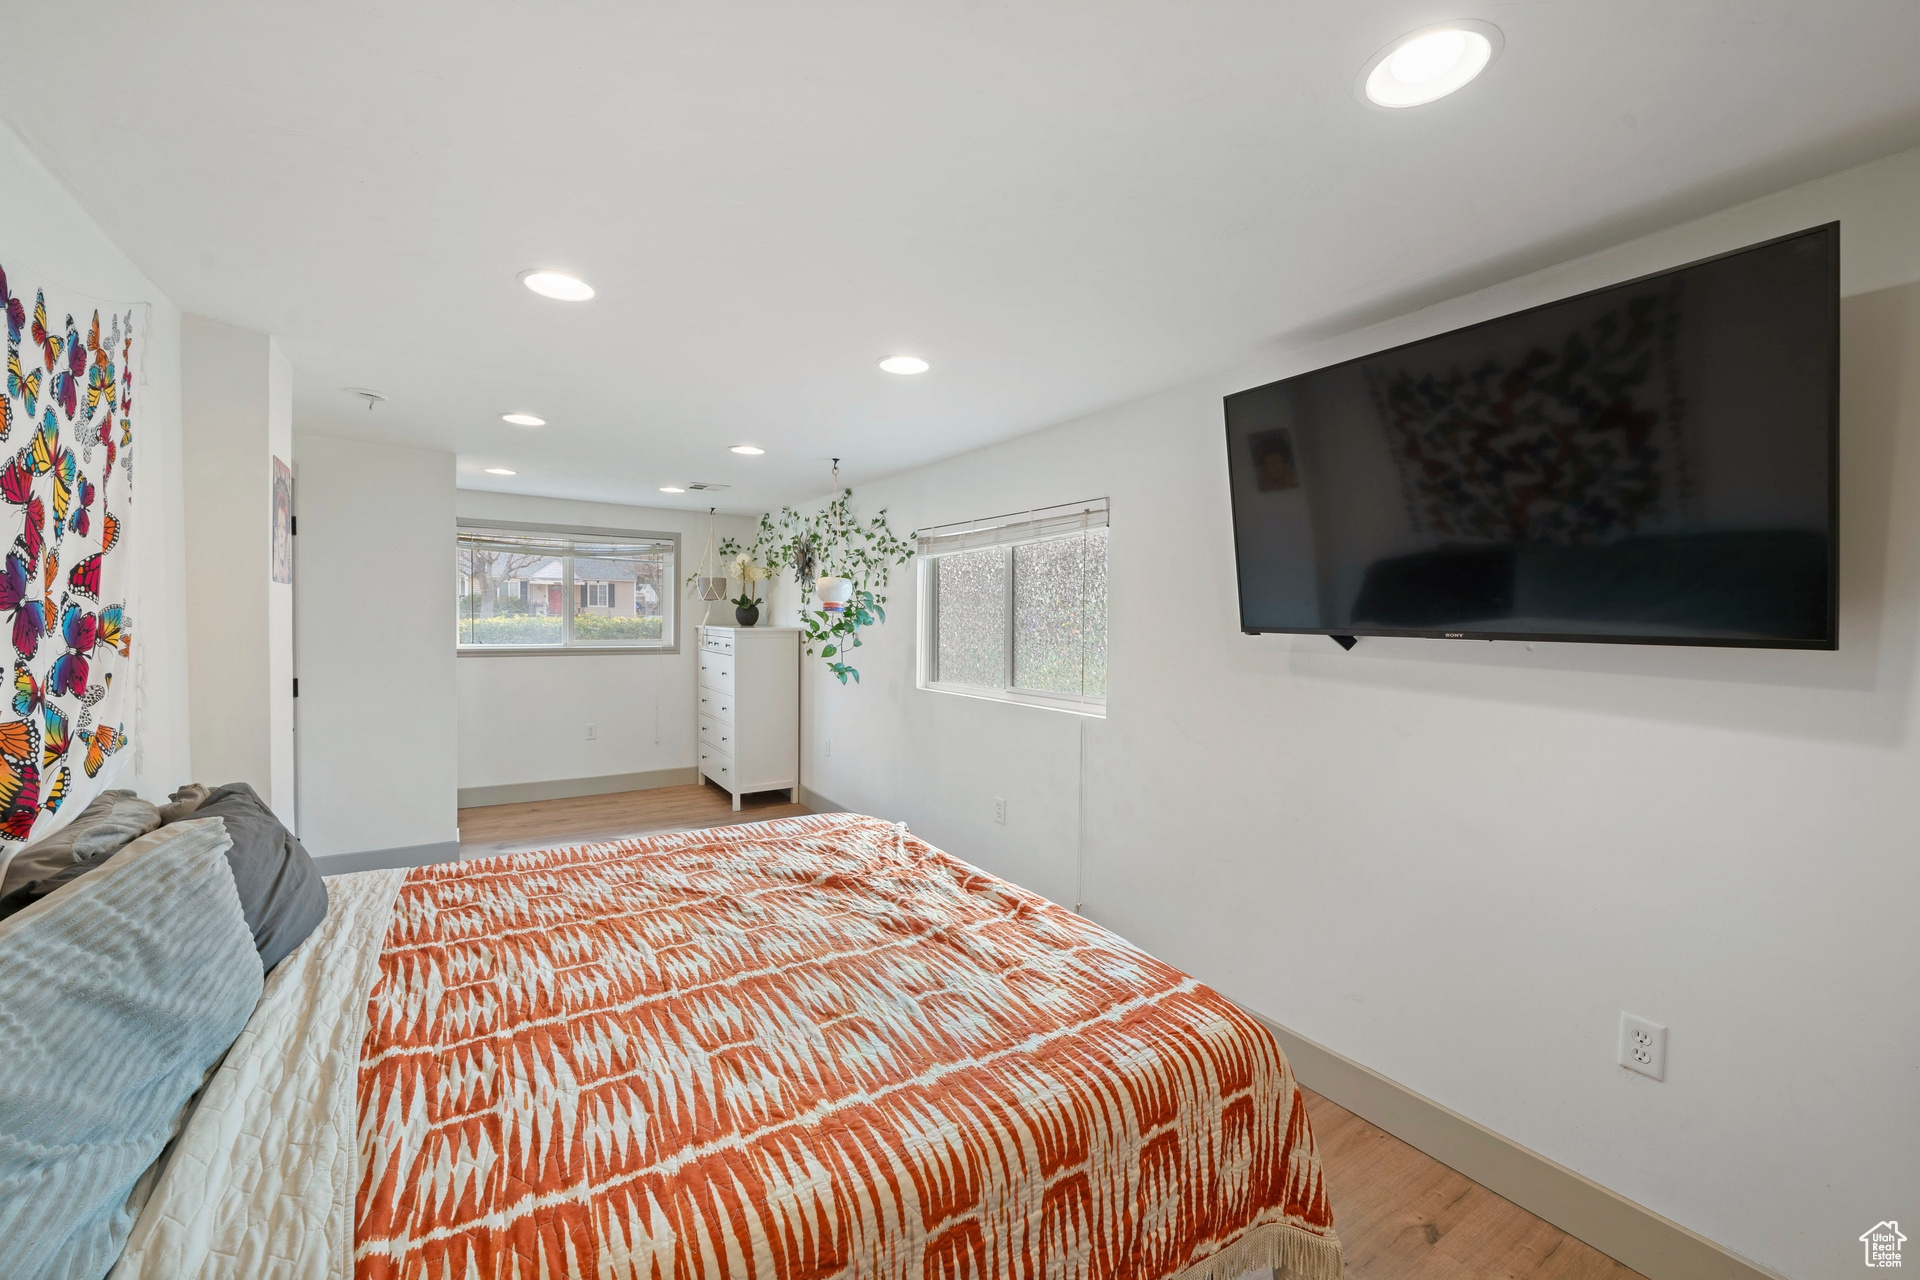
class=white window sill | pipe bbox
[457,644,680,657]
[918,681,1106,718]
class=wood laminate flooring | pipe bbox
[1303,1088,1646,1280]
[456,781,813,859]
[454,786,1647,1280]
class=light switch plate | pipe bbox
[1618,1012,1667,1081]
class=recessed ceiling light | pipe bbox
[484,467,516,475]
[519,269,595,301]
[878,355,930,375]
[501,412,545,427]
[730,445,765,455]
[659,486,685,494]
[1361,21,1500,108]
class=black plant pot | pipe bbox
[734,604,760,627]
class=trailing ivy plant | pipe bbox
[720,490,914,683]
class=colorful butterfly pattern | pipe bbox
[11,663,40,717]
[49,605,95,700]
[21,412,57,476]
[0,717,41,840]
[41,764,67,816]
[0,260,136,844]
[51,369,77,421]
[42,702,69,769]
[79,723,123,779]
[20,496,45,571]
[7,349,39,422]
[51,448,76,535]
[84,313,116,423]
[30,293,58,372]
[0,267,22,347]
[68,552,101,600]
[1,455,32,506]
[0,552,46,659]
[95,603,129,657]
[70,473,94,537]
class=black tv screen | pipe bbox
[1225,223,1839,649]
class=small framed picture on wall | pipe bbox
[272,456,293,584]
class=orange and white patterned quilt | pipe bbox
[354,813,1340,1280]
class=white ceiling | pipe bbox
[8,2,1920,513]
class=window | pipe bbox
[919,499,1107,713]
[457,522,677,652]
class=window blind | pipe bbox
[458,528,673,557]
[916,499,1109,557]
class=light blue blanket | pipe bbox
[0,818,262,1280]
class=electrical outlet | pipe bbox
[824,737,832,758]
[994,797,1006,825]
[585,723,597,741]
[1618,1013,1667,1080]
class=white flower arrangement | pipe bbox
[730,553,768,585]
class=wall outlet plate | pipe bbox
[1618,1012,1667,1080]
[586,723,597,741]
[994,796,1006,825]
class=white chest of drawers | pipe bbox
[696,625,800,810]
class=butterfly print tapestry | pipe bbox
[355,814,1341,1280]
[0,258,136,849]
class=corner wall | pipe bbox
[797,145,1920,1280]
[180,317,296,822]
[0,114,190,803]
[293,434,457,856]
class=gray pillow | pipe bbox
[0,790,162,908]
[0,819,264,1280]
[192,784,328,972]
[156,783,210,826]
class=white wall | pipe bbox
[267,342,294,821]
[180,317,298,823]
[0,115,191,803]
[454,491,756,797]
[294,434,457,855]
[797,145,1920,1280]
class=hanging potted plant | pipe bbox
[729,487,914,683]
[684,507,733,626]
[814,568,855,614]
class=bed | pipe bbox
[109,811,1340,1280]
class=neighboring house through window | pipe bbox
[918,499,1108,714]
[457,521,678,651]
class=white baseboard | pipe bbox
[1251,1015,1783,1280]
[311,840,462,876]
[799,785,847,813]
[457,767,699,809]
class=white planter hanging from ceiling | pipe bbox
[815,576,855,613]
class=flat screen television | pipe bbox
[1224,223,1839,650]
